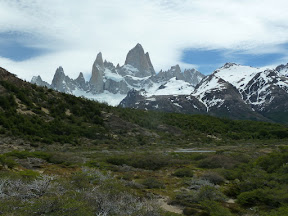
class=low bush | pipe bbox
[263,205,288,216]
[142,178,165,189]
[5,151,51,161]
[173,185,227,206]
[197,186,227,202]
[185,178,214,190]
[237,188,283,208]
[172,168,194,178]
[201,200,233,216]
[200,172,225,185]
[22,195,93,216]
[107,154,173,170]
[0,155,17,168]
[18,170,40,180]
[183,207,200,215]
[198,155,237,169]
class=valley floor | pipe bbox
[1,140,288,216]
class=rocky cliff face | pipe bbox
[50,67,75,93]
[124,43,155,77]
[75,72,87,90]
[153,65,205,84]
[89,53,104,93]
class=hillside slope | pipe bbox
[1,66,288,150]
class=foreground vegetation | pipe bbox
[1,145,288,215]
[0,68,288,215]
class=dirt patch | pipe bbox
[17,109,35,115]
[226,199,235,204]
[65,109,72,116]
[41,107,50,114]
[158,197,183,214]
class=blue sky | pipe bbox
[0,32,48,61]
[181,46,288,74]
[1,0,288,81]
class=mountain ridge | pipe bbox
[120,62,288,123]
[31,43,205,106]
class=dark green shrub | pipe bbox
[5,151,31,159]
[142,177,165,189]
[107,154,172,170]
[197,186,227,202]
[237,188,283,208]
[46,153,79,166]
[172,168,194,178]
[70,172,93,189]
[256,150,288,173]
[0,155,17,168]
[183,207,200,215]
[5,151,52,161]
[106,156,127,166]
[22,195,93,216]
[18,170,40,180]
[264,205,288,216]
[201,201,233,216]
[85,160,100,168]
[198,155,237,169]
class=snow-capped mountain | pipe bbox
[31,75,50,88]
[31,44,205,106]
[31,43,288,123]
[120,62,288,122]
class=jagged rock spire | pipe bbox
[51,66,65,89]
[95,52,104,68]
[75,72,86,89]
[125,43,155,77]
[31,75,51,88]
[89,53,104,93]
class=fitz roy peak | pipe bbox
[124,43,155,77]
[31,43,204,106]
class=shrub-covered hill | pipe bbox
[0,66,288,147]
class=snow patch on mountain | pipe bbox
[214,63,261,90]
[103,69,123,82]
[73,88,126,106]
[191,76,227,111]
[146,78,194,97]
[193,76,226,99]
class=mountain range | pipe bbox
[31,44,204,106]
[31,44,288,123]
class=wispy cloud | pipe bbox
[1,0,288,81]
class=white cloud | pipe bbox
[1,0,288,81]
